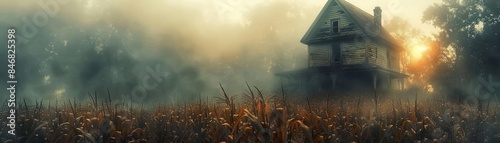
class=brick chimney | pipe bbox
[373,6,382,31]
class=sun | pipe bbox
[409,45,428,61]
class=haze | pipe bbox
[0,0,441,105]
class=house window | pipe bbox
[331,20,340,34]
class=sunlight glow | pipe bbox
[410,45,428,61]
[54,89,66,99]
[44,75,51,85]
[426,84,434,93]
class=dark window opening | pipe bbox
[331,20,339,34]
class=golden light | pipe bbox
[409,45,428,61]
[426,84,434,93]
[54,89,66,99]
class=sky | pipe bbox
[186,0,444,35]
[0,0,445,105]
[346,0,442,35]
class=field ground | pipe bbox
[1,89,500,143]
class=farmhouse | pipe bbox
[276,0,407,94]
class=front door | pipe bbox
[332,42,341,65]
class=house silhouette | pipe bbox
[276,0,407,94]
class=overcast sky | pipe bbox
[346,0,442,35]
[199,0,443,35]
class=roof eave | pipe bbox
[300,0,333,44]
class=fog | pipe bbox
[0,0,329,104]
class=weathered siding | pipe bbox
[340,41,365,65]
[304,0,401,72]
[308,41,395,69]
[367,43,388,68]
[389,50,400,71]
[310,0,361,41]
[309,44,332,67]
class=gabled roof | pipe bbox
[301,0,402,50]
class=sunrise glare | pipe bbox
[410,44,428,62]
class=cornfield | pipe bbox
[1,85,500,143]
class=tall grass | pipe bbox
[1,87,499,143]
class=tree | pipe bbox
[423,0,500,78]
[384,17,441,90]
[422,0,500,105]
